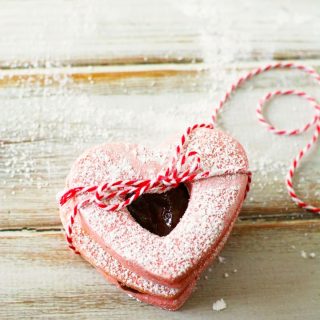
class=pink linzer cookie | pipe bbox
[59,128,249,310]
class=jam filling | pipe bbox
[127,184,190,237]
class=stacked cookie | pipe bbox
[59,129,248,310]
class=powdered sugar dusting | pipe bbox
[212,298,227,311]
[65,128,248,282]
[59,190,237,301]
[185,129,248,173]
[73,225,180,297]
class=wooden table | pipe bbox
[1,1,319,319]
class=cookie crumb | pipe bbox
[301,250,307,259]
[218,256,226,264]
[309,252,316,259]
[223,272,229,278]
[212,298,227,311]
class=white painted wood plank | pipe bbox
[0,224,319,319]
[0,0,319,66]
[1,62,319,228]
[0,1,319,319]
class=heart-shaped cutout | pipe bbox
[127,184,190,236]
[60,128,249,310]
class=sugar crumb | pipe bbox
[212,298,227,311]
[218,256,226,264]
[301,250,307,259]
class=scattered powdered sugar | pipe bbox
[300,250,317,259]
[0,61,78,201]
[59,185,235,301]
[212,298,227,311]
[82,180,242,280]
[134,145,167,167]
[185,129,248,173]
[2,2,318,311]
[66,128,248,282]
[73,225,180,297]
[218,256,226,264]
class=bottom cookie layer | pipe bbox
[78,210,238,310]
[98,268,196,311]
[60,186,243,310]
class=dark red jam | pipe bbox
[127,184,189,237]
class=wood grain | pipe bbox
[0,224,319,319]
[1,0,320,318]
[0,0,320,66]
[1,62,320,228]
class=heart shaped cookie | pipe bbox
[59,128,249,310]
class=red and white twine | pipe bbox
[60,62,320,253]
[211,62,320,213]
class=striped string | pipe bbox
[211,62,320,213]
[60,62,320,253]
